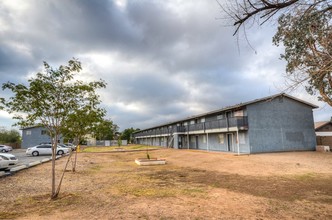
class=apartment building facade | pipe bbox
[133,93,317,154]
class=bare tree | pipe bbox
[220,0,332,105]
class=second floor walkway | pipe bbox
[134,116,248,137]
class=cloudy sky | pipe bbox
[0,0,331,131]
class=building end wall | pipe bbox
[247,97,316,153]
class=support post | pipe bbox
[206,133,209,151]
[236,129,240,155]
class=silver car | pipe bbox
[0,153,18,170]
[0,145,13,153]
[26,144,69,156]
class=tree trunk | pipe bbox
[55,150,73,196]
[51,135,58,199]
[72,137,80,172]
[72,149,78,172]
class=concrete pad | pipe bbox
[135,158,166,166]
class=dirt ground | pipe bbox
[0,148,331,219]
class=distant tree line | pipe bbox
[120,127,140,143]
[0,127,21,144]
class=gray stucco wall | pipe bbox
[21,127,51,148]
[21,127,64,148]
[204,133,228,151]
[247,96,316,153]
[184,132,250,153]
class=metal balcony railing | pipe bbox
[133,116,248,138]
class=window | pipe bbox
[217,114,224,120]
[0,155,8,160]
[202,135,206,143]
[234,110,244,117]
[239,133,246,144]
[190,136,194,142]
[37,145,51,149]
[200,118,205,123]
[26,130,31,135]
[218,134,224,144]
[41,130,47,135]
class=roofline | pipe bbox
[315,121,331,130]
[20,125,43,130]
[281,93,318,109]
[134,93,318,133]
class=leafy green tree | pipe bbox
[121,127,140,143]
[0,128,21,144]
[61,104,106,172]
[94,118,119,140]
[221,0,332,104]
[1,59,106,199]
[273,9,332,105]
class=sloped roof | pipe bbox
[315,121,330,130]
[20,125,43,130]
[181,93,318,120]
[136,93,318,132]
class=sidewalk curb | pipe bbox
[28,161,41,167]
[10,165,27,172]
[0,171,6,177]
[2,154,67,177]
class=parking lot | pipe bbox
[11,149,53,166]
[1,148,67,176]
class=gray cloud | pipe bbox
[0,0,330,131]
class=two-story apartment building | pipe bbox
[133,93,318,154]
[21,126,64,148]
[315,120,332,149]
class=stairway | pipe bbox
[167,135,174,148]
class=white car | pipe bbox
[0,153,18,170]
[0,145,12,152]
[26,144,70,156]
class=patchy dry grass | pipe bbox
[0,147,332,219]
[82,145,161,152]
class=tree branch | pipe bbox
[232,0,300,34]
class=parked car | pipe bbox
[0,145,12,152]
[57,144,74,151]
[26,144,70,156]
[0,153,18,170]
[64,143,77,151]
[39,142,52,145]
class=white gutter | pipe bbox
[316,132,332,136]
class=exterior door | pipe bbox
[227,133,233,151]
[178,136,182,149]
[195,136,199,149]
